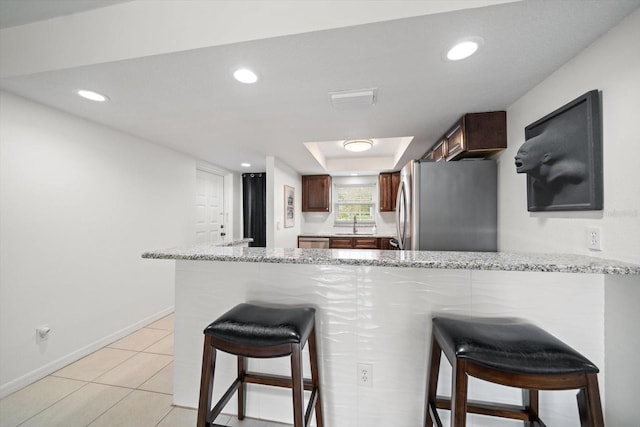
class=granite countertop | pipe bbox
[224,238,253,246]
[142,246,640,275]
[194,238,253,247]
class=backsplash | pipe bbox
[301,211,397,236]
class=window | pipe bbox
[334,183,375,224]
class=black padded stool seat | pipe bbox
[197,303,323,427]
[204,303,316,348]
[425,317,604,427]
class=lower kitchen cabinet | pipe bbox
[328,237,392,249]
[329,237,353,249]
[353,237,378,249]
[378,238,393,250]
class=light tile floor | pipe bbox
[0,314,290,427]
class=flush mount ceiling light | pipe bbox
[233,68,258,84]
[445,37,484,61]
[77,89,108,102]
[241,162,251,168]
[343,139,373,152]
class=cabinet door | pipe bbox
[443,112,507,161]
[391,172,400,210]
[379,173,393,212]
[432,139,448,162]
[302,175,331,212]
[463,111,507,155]
[353,237,379,249]
[329,237,353,249]
[378,238,391,250]
[379,171,401,212]
[444,122,465,161]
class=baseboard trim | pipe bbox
[0,306,174,399]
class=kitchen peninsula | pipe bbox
[142,247,640,426]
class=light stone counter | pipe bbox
[142,246,640,275]
[143,247,639,426]
[216,238,253,247]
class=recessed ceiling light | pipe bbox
[241,163,251,168]
[445,37,484,61]
[77,89,108,102]
[343,139,373,152]
[233,68,258,84]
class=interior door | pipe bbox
[195,169,224,245]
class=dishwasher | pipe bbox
[298,237,330,249]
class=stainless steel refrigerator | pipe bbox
[395,159,497,251]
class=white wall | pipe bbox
[497,8,640,264]
[604,274,640,426]
[266,156,301,248]
[0,91,196,397]
[301,175,397,236]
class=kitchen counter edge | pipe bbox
[141,246,640,275]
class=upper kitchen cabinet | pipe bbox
[302,175,331,212]
[379,171,400,211]
[424,111,507,161]
[425,139,447,162]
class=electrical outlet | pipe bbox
[587,227,602,251]
[36,325,51,343]
[358,363,373,387]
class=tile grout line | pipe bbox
[135,359,174,395]
[83,385,136,427]
[153,405,175,427]
[49,348,139,383]
[89,326,174,424]
[14,379,89,427]
[86,337,173,425]
[107,328,173,353]
[85,341,174,426]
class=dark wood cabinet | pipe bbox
[328,236,392,249]
[378,237,394,250]
[302,175,331,212]
[329,237,353,249]
[353,237,379,249]
[427,139,447,162]
[379,171,400,212]
[444,123,464,160]
[423,111,506,161]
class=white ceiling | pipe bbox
[1,0,638,175]
[0,0,132,29]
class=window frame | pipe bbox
[333,182,377,226]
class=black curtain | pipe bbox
[242,173,266,247]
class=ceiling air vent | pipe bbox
[329,88,377,109]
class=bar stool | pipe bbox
[425,317,604,427]
[197,303,324,427]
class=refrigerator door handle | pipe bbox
[396,181,407,249]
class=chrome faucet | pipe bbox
[353,215,358,234]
